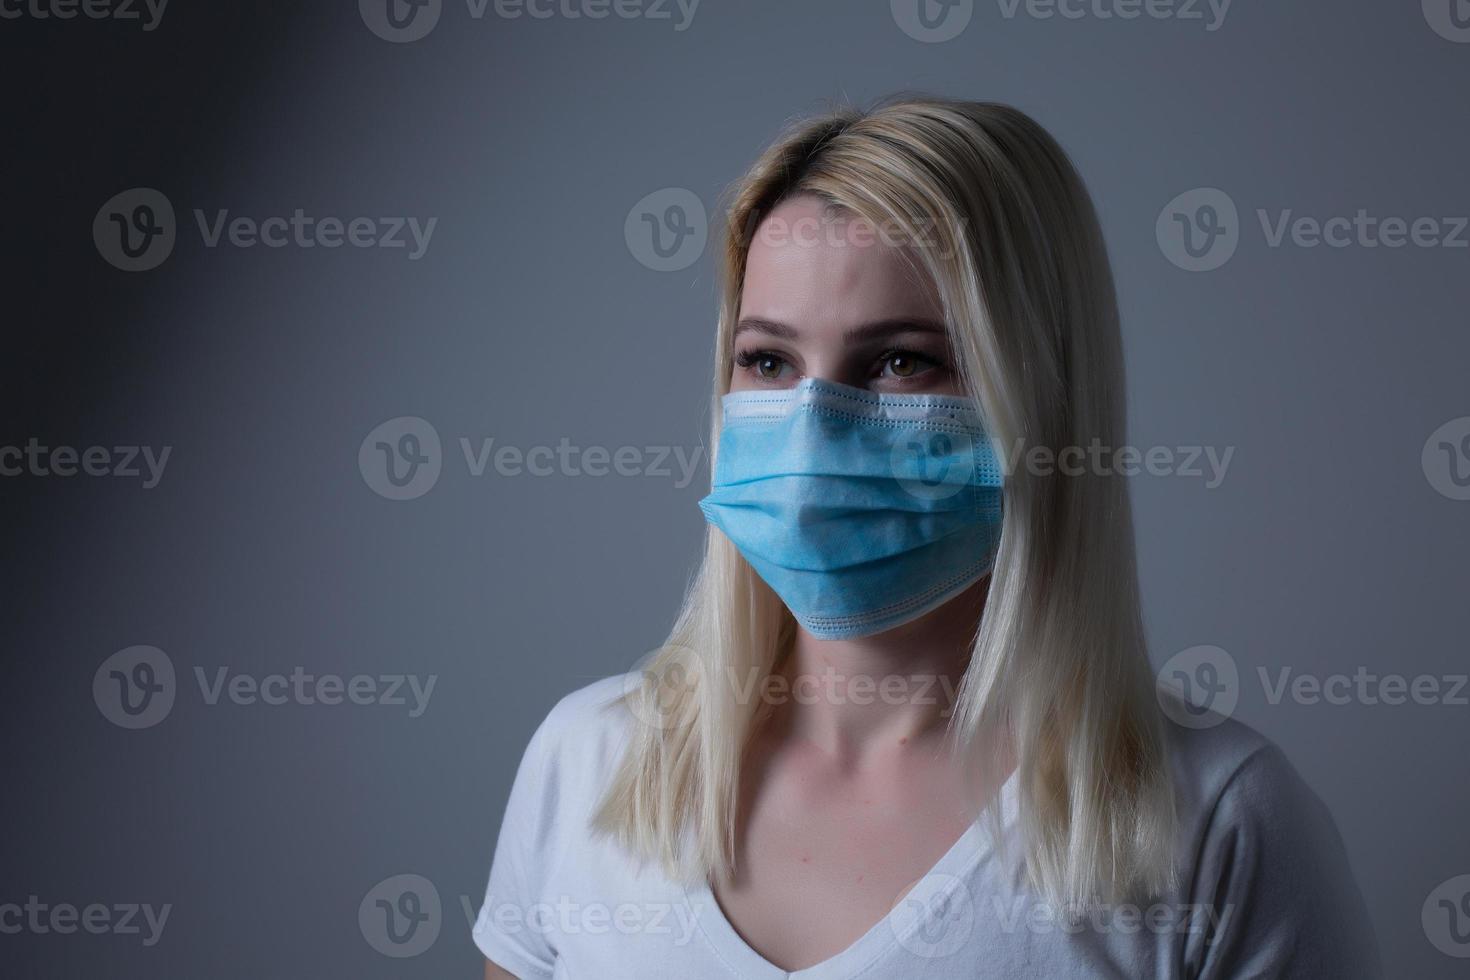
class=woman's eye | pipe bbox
[735,350,792,381]
[881,351,933,379]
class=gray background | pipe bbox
[2,0,1467,976]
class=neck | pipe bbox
[774,576,990,765]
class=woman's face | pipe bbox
[731,195,960,395]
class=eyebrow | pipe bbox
[733,317,948,344]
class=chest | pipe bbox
[711,752,978,972]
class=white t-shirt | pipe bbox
[472,675,1381,979]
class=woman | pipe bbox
[473,96,1380,978]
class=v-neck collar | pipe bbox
[684,768,1020,979]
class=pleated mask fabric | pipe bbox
[698,378,1004,639]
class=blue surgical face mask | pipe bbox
[698,378,1004,639]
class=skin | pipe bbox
[712,194,1010,970]
[484,194,1010,978]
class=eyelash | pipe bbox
[733,349,784,373]
[733,348,944,383]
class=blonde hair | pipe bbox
[594,95,1176,907]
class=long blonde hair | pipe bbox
[595,95,1176,907]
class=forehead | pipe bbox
[740,196,942,330]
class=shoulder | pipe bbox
[528,672,637,751]
[474,675,644,972]
[1160,701,1345,872]
[517,673,639,798]
[1157,699,1337,849]
[536,673,635,741]
[1158,701,1382,976]
[490,673,641,868]
[1157,700,1288,817]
